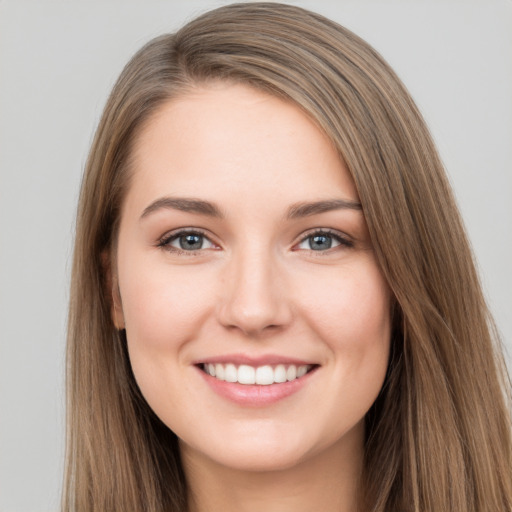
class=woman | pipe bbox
[64,3,512,511]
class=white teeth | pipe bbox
[297,365,308,378]
[255,365,274,385]
[215,363,225,380]
[224,363,237,383]
[274,364,287,383]
[238,365,256,384]
[286,365,297,381]
[203,363,313,385]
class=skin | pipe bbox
[112,83,391,512]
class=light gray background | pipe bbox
[0,1,510,511]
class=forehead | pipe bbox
[127,83,358,211]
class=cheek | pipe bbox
[339,269,390,400]
[297,260,391,393]
[116,252,220,417]
[117,250,216,361]
[298,262,391,345]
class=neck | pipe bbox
[181,427,364,512]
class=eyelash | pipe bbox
[294,229,354,253]
[157,228,216,256]
[157,228,353,256]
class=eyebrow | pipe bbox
[140,196,362,220]
[140,197,224,219]
[286,199,362,219]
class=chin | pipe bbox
[190,442,310,473]
[178,419,347,475]
[177,417,306,470]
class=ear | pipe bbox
[101,250,125,330]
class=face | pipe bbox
[113,83,391,473]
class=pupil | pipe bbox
[310,234,332,250]
[180,234,202,250]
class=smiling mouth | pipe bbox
[200,363,317,385]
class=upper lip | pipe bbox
[193,354,318,367]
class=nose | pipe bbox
[216,248,293,338]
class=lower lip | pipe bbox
[196,366,317,407]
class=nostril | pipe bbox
[215,266,293,335]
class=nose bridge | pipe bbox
[217,241,291,336]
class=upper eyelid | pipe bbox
[295,228,352,244]
[158,227,213,244]
[157,229,219,255]
[300,228,345,237]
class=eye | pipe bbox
[158,230,217,253]
[295,230,353,252]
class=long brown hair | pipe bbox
[64,3,512,511]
